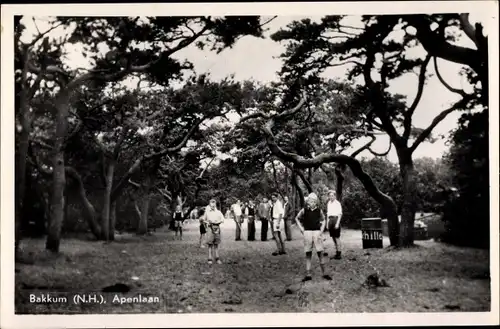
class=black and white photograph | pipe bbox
[1,1,498,328]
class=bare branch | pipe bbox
[350,135,376,158]
[403,54,431,141]
[458,13,478,46]
[128,178,142,188]
[368,141,392,157]
[26,21,64,48]
[433,56,469,97]
[409,97,470,153]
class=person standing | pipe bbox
[270,193,286,255]
[295,192,332,282]
[283,196,293,241]
[198,206,207,248]
[326,190,343,260]
[201,199,225,265]
[231,200,243,241]
[245,200,256,241]
[258,197,271,241]
[173,205,185,240]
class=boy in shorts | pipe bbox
[295,193,332,282]
[326,190,343,259]
[201,199,225,265]
[173,205,185,240]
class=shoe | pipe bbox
[322,274,333,281]
[302,275,312,282]
[333,252,342,260]
[279,251,287,255]
[208,260,213,265]
[323,252,329,257]
[272,251,280,256]
[216,259,222,264]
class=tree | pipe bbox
[19,15,269,252]
[443,109,489,248]
[236,84,401,247]
[271,14,481,246]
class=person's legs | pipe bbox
[302,231,313,281]
[261,218,268,241]
[214,245,222,264]
[330,217,342,259]
[179,225,183,240]
[248,217,255,241]
[314,231,332,280]
[208,245,213,264]
[235,216,241,241]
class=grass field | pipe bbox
[15,219,491,314]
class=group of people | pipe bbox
[186,190,343,282]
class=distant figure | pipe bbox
[245,200,256,241]
[198,207,207,248]
[190,207,199,221]
[270,193,286,255]
[201,199,225,265]
[258,197,271,241]
[173,205,185,240]
[231,200,243,241]
[295,192,332,282]
[283,196,293,241]
[325,190,343,260]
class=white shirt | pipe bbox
[272,200,284,219]
[232,204,242,216]
[327,199,342,217]
[204,206,224,224]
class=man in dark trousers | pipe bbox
[258,197,271,241]
[245,200,257,241]
[283,196,293,241]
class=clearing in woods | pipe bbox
[15,219,490,314]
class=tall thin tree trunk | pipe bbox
[15,127,30,257]
[65,167,101,239]
[109,201,116,241]
[101,160,115,241]
[46,96,70,253]
[398,149,417,247]
[137,175,152,235]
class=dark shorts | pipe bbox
[205,224,221,246]
[328,216,341,238]
[199,223,206,234]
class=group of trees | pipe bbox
[15,14,489,255]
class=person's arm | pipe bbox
[335,203,343,228]
[277,202,284,221]
[319,210,327,232]
[294,209,305,234]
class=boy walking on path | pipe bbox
[295,193,332,282]
[173,205,186,240]
[201,199,225,265]
[326,190,343,259]
[271,193,286,255]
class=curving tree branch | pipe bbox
[433,56,469,98]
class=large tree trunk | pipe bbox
[46,96,71,253]
[15,127,30,257]
[137,175,152,235]
[334,164,346,202]
[397,149,417,247]
[101,160,115,241]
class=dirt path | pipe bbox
[15,219,491,314]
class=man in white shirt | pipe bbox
[231,200,243,241]
[325,190,343,259]
[270,193,286,256]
